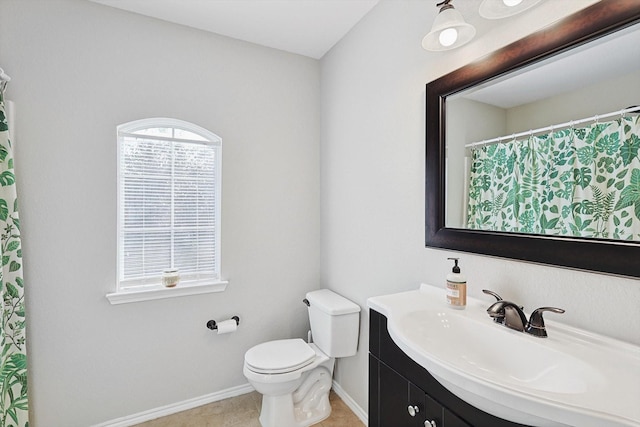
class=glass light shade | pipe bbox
[422,7,476,51]
[479,0,542,19]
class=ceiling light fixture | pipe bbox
[479,0,543,19]
[422,0,476,51]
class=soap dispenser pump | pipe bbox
[446,257,467,309]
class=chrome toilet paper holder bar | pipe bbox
[206,315,240,330]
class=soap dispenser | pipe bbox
[446,257,467,309]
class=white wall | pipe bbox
[446,98,506,227]
[0,0,320,425]
[321,0,640,414]
[507,71,640,133]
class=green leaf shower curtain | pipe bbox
[0,88,28,426]
[467,114,640,240]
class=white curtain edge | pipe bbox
[5,99,15,141]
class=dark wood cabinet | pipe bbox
[374,353,469,427]
[369,309,531,427]
[378,358,469,427]
[378,360,415,427]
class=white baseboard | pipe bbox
[92,380,368,427]
[92,383,255,427]
[331,380,368,425]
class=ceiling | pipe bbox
[87,0,551,61]
[89,0,380,59]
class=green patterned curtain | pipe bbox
[467,115,640,240]
[0,88,28,426]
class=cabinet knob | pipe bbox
[424,421,437,427]
[407,405,420,417]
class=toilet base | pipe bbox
[258,395,330,427]
[257,367,332,427]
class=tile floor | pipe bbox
[133,390,365,427]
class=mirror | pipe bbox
[426,1,640,278]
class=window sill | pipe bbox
[106,281,228,305]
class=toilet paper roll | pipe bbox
[216,319,238,334]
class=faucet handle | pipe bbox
[482,289,503,301]
[526,307,565,337]
[483,290,504,324]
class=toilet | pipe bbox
[243,289,360,427]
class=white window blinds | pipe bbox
[117,119,221,290]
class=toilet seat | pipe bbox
[245,338,316,374]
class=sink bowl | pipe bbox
[400,309,602,395]
[368,284,640,427]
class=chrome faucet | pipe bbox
[483,290,565,338]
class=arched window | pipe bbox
[117,118,222,292]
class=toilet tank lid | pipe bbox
[306,289,361,315]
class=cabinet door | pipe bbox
[409,382,441,427]
[377,359,472,427]
[443,408,471,427]
[410,387,471,427]
[379,362,420,427]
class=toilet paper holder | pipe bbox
[206,315,240,331]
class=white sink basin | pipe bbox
[368,284,640,427]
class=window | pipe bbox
[112,118,224,302]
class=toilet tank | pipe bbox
[306,289,361,358]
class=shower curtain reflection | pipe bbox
[467,115,640,240]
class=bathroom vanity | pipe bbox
[367,285,640,427]
[369,308,527,427]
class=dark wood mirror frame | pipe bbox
[425,0,640,278]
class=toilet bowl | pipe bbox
[244,339,334,427]
[243,289,360,427]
